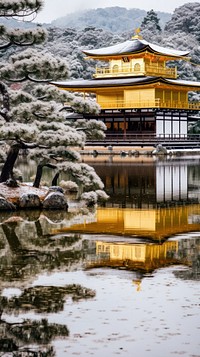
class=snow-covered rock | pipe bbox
[152,144,167,155]
[48,186,64,194]
[43,192,68,210]
[18,193,41,209]
[0,197,16,211]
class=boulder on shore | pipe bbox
[18,193,41,209]
[0,183,69,211]
[0,197,16,211]
[152,144,168,155]
[43,192,68,210]
[48,186,64,194]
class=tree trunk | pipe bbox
[0,143,21,183]
[33,164,43,188]
[52,172,59,186]
[2,223,22,253]
[33,163,57,188]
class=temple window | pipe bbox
[113,64,119,73]
[134,63,141,72]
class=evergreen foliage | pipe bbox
[0,0,106,193]
[165,2,200,41]
[141,9,161,32]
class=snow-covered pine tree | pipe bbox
[0,0,106,193]
[140,9,161,37]
[164,2,200,41]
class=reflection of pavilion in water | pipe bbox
[87,240,180,274]
[59,204,200,240]
[86,236,200,287]
[93,161,200,208]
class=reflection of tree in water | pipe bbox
[0,212,96,356]
[0,294,66,355]
[174,263,200,280]
[4,285,95,314]
[0,283,95,355]
[0,213,94,284]
[0,317,65,356]
[173,237,200,281]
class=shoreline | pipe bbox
[80,145,200,156]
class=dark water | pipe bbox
[0,157,200,356]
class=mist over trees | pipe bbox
[51,7,171,33]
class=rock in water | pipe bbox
[18,193,41,208]
[43,192,68,210]
[0,197,16,210]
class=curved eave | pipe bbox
[165,78,200,90]
[51,77,200,92]
[83,49,189,62]
[82,39,190,61]
[51,77,160,92]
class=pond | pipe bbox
[0,156,200,357]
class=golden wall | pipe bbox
[124,88,155,104]
[155,88,188,103]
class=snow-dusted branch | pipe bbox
[0,27,47,50]
[1,49,69,82]
[0,81,10,121]
[0,0,43,18]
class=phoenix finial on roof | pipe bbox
[132,27,143,39]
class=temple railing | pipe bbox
[86,133,200,147]
[145,65,177,79]
[94,65,177,79]
[99,99,200,110]
[105,133,200,141]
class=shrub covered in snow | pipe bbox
[59,180,79,192]
[96,190,109,202]
[81,191,98,206]
[81,189,109,206]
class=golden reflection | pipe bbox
[132,279,141,292]
[87,239,179,273]
[56,205,200,240]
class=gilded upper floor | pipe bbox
[94,60,177,79]
[83,36,190,80]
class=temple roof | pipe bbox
[82,38,190,59]
[51,77,200,90]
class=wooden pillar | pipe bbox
[123,115,126,138]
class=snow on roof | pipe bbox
[82,38,190,58]
[51,76,200,89]
[51,77,156,88]
[166,78,200,87]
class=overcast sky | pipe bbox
[36,0,198,23]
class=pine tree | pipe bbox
[164,2,200,41]
[0,0,105,193]
[141,9,161,33]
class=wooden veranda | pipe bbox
[86,133,200,149]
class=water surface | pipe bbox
[0,157,200,356]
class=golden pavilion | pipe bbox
[52,31,200,144]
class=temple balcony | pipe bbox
[99,99,200,110]
[94,65,177,79]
